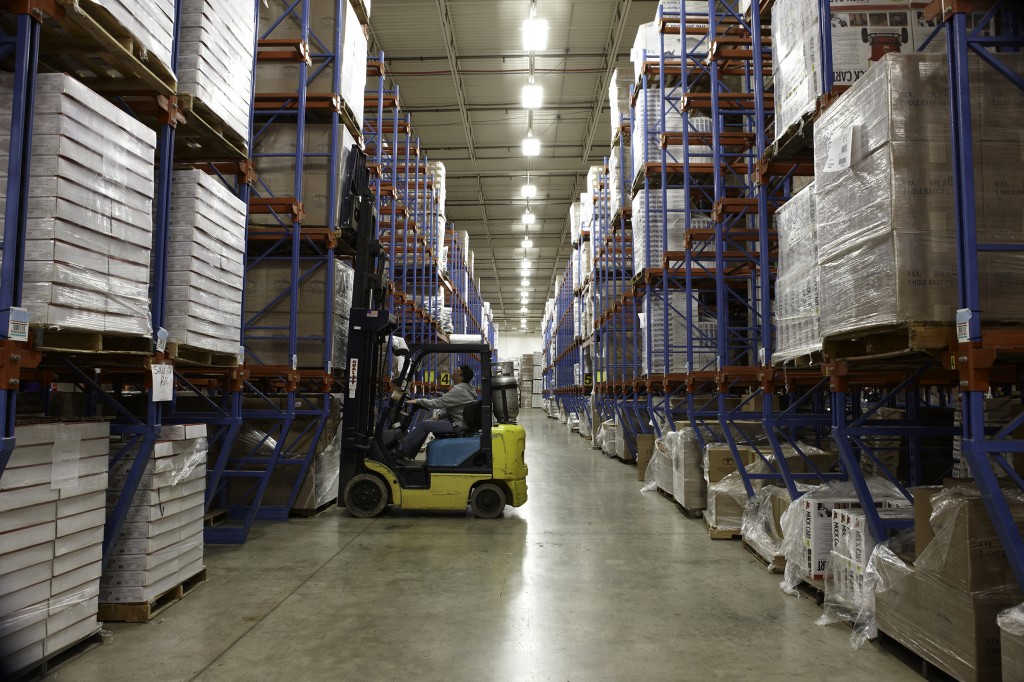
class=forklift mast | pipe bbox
[338,144,397,488]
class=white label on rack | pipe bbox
[956,308,972,343]
[155,327,168,353]
[152,364,173,402]
[8,307,28,342]
[823,125,854,173]
[238,346,246,366]
[51,424,82,489]
[291,354,298,371]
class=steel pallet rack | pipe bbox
[208,0,361,543]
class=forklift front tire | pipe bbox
[470,483,507,519]
[344,473,389,517]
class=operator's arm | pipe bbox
[415,385,472,410]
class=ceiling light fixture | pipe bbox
[520,306,528,313]
[522,233,533,249]
[522,130,540,157]
[522,209,536,225]
[521,183,537,199]
[521,278,530,287]
[522,78,544,109]
[522,18,549,52]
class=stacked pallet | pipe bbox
[0,73,156,337]
[101,425,207,615]
[773,182,820,363]
[177,0,257,147]
[93,0,176,78]
[166,169,246,357]
[0,422,110,675]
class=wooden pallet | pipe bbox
[32,328,151,355]
[615,454,637,466]
[773,349,822,369]
[7,627,107,681]
[289,497,338,518]
[704,517,741,540]
[876,630,958,682]
[822,323,953,361]
[657,489,704,519]
[795,577,826,607]
[98,567,208,623]
[167,341,240,368]
[203,509,228,527]
[175,94,248,161]
[742,539,785,573]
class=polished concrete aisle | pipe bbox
[50,410,917,682]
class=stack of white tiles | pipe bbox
[177,0,256,147]
[0,422,110,675]
[101,425,207,606]
[631,189,690,273]
[93,0,176,77]
[0,73,156,336]
[166,169,246,356]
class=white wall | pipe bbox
[497,332,543,362]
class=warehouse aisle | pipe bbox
[50,410,917,682]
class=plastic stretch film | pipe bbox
[773,182,820,363]
[999,602,1024,681]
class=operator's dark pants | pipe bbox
[399,419,454,457]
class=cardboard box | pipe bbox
[704,445,757,483]
[635,434,656,482]
[914,484,1024,592]
[876,568,1020,682]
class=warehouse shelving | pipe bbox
[207,0,360,543]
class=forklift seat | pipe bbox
[425,401,483,467]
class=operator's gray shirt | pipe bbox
[418,382,478,431]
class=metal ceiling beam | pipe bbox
[435,0,477,164]
[581,0,633,163]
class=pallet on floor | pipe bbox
[289,497,338,518]
[795,577,826,607]
[704,518,741,540]
[876,630,958,682]
[742,539,785,573]
[99,567,208,623]
[8,627,107,681]
[614,454,636,466]
[654,487,703,519]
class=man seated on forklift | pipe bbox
[397,364,479,463]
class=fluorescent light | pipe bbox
[520,306,528,312]
[522,18,549,51]
[522,237,533,249]
[522,210,536,225]
[522,133,540,157]
[521,184,537,199]
[521,258,531,267]
[521,83,544,109]
[521,278,530,287]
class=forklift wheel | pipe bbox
[470,483,506,519]
[344,474,389,518]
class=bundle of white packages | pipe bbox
[101,427,208,604]
[89,0,176,79]
[0,422,110,674]
[177,0,257,148]
[773,182,821,363]
[0,73,156,336]
[165,169,246,356]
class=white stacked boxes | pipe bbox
[815,53,1024,339]
[0,74,156,336]
[826,505,913,614]
[256,0,367,129]
[641,290,716,375]
[0,422,110,674]
[631,189,695,272]
[101,425,207,605]
[608,67,634,141]
[178,0,257,148]
[91,1,176,79]
[166,170,246,356]
[429,161,447,216]
[670,428,706,510]
[333,261,356,369]
[630,21,683,82]
[773,182,821,363]
[608,145,632,217]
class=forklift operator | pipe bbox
[398,364,478,460]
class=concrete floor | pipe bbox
[48,409,919,682]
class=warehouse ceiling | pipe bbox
[366,0,659,333]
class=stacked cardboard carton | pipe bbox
[256,0,367,128]
[0,74,156,336]
[0,422,110,675]
[875,486,1024,681]
[773,182,820,363]
[101,425,207,606]
[177,0,257,147]
[93,1,176,78]
[166,169,246,356]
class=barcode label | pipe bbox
[8,307,29,342]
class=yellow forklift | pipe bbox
[336,148,527,519]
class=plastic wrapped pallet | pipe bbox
[0,73,156,337]
[773,181,821,363]
[257,0,367,128]
[815,53,1024,338]
[0,421,110,674]
[333,261,356,367]
[177,0,256,148]
[670,427,706,510]
[86,1,176,80]
[166,169,246,356]
[102,428,207,605]
[1000,603,1024,681]
[608,67,634,142]
[864,487,1024,679]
